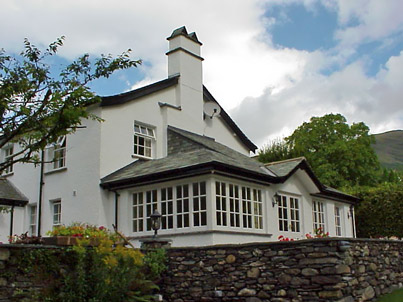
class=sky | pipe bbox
[1,0,403,148]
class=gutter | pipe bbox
[100,161,278,191]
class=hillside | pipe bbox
[372,130,403,170]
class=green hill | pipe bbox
[372,130,403,170]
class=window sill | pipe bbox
[45,167,67,175]
[131,154,153,161]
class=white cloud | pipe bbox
[231,52,403,147]
[1,0,402,149]
[333,0,403,47]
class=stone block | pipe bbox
[369,263,377,271]
[314,275,342,285]
[225,254,236,264]
[302,268,319,276]
[238,288,256,296]
[247,267,260,278]
[0,249,10,261]
[299,257,338,265]
[257,290,270,299]
[278,273,292,285]
[361,286,375,301]
[336,264,351,274]
[318,290,343,299]
[286,268,301,275]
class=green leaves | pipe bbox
[0,37,140,172]
[258,113,382,188]
[349,183,403,238]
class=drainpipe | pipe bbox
[114,191,120,230]
[350,205,356,238]
[37,149,45,237]
[9,205,15,238]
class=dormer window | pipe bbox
[133,122,155,158]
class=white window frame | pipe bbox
[229,184,241,228]
[132,192,144,232]
[29,205,37,236]
[131,180,207,234]
[3,144,14,174]
[278,194,301,233]
[51,199,62,227]
[145,190,158,231]
[133,122,155,159]
[334,205,342,236]
[313,200,326,232]
[216,181,227,226]
[161,187,174,230]
[192,182,207,227]
[215,180,263,231]
[53,136,66,170]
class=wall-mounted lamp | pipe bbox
[150,210,162,238]
[272,192,280,207]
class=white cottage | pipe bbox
[0,27,358,246]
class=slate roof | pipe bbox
[101,133,358,204]
[0,178,29,207]
[100,75,180,107]
[265,157,306,177]
[265,158,359,204]
[101,126,275,190]
[99,76,257,152]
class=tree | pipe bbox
[348,183,403,238]
[258,138,300,163]
[258,114,381,188]
[0,37,141,173]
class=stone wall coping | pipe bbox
[1,237,401,252]
[165,237,403,251]
[0,243,66,250]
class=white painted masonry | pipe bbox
[0,27,356,246]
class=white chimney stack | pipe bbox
[166,27,204,115]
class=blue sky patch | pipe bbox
[266,3,338,51]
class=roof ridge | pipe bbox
[264,156,306,166]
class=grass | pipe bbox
[373,130,403,170]
[376,288,403,302]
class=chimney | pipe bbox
[166,26,203,111]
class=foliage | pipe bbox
[0,37,140,173]
[46,222,118,241]
[278,228,330,241]
[143,248,167,281]
[348,183,403,238]
[305,227,329,239]
[258,113,381,188]
[258,138,300,163]
[278,235,295,241]
[12,238,166,302]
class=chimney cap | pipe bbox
[167,26,202,45]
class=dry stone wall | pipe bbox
[161,238,403,302]
[0,239,402,301]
